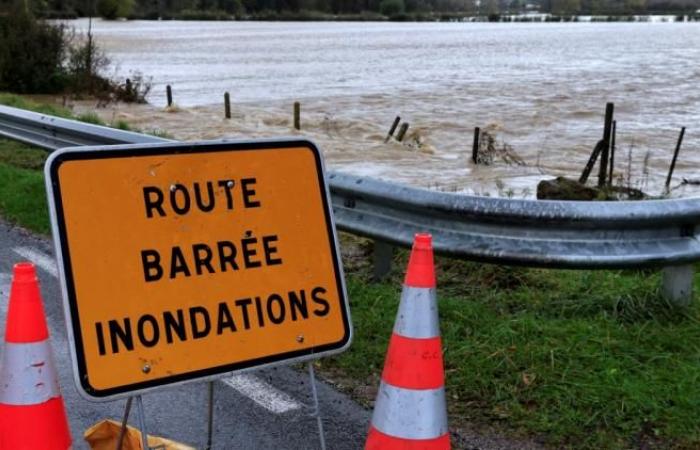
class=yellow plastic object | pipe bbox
[84,419,196,450]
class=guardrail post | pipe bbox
[662,264,694,307]
[373,240,394,281]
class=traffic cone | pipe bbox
[0,262,72,450]
[365,233,450,450]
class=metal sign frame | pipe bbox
[45,139,352,401]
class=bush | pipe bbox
[0,5,69,93]
[112,73,151,103]
[65,31,112,95]
[0,6,147,103]
[379,0,404,16]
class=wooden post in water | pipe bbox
[396,123,409,142]
[384,116,401,143]
[224,92,231,119]
[598,102,614,188]
[608,120,616,184]
[472,127,480,164]
[580,140,605,184]
[293,102,300,130]
[166,85,173,107]
[665,127,686,189]
[598,103,614,187]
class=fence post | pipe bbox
[472,127,480,164]
[384,116,401,143]
[396,123,409,142]
[294,102,300,130]
[665,127,686,189]
[224,92,231,119]
[608,120,616,183]
[662,264,694,307]
[166,85,173,107]
[598,102,614,187]
[373,240,394,281]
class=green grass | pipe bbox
[0,93,73,118]
[0,138,51,233]
[74,111,106,125]
[0,94,151,233]
[0,93,175,137]
[0,139,49,171]
[1,95,699,449]
[0,92,136,130]
[0,158,50,234]
[0,92,107,233]
[322,251,700,449]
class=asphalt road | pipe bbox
[0,220,370,450]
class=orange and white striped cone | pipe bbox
[0,262,72,450]
[365,233,450,450]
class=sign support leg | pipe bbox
[205,381,215,450]
[307,362,327,450]
[136,395,151,450]
[115,397,133,450]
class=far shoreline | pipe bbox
[51,12,700,23]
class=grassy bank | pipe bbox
[0,141,50,233]
[325,248,700,449]
[1,96,699,449]
[0,93,125,234]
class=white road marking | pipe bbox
[12,247,58,278]
[222,373,302,414]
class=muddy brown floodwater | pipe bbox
[67,20,700,198]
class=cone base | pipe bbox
[0,397,72,450]
[365,426,450,450]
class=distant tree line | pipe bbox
[21,0,700,19]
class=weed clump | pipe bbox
[474,127,526,166]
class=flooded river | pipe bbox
[71,20,700,198]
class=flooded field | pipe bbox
[70,20,700,197]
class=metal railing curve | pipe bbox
[1,104,697,302]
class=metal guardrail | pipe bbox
[1,104,698,301]
[330,173,700,269]
[0,105,169,148]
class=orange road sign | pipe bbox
[45,140,351,400]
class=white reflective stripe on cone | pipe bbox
[393,287,440,339]
[370,381,448,440]
[0,341,61,405]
